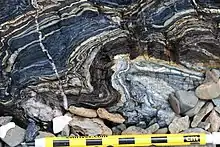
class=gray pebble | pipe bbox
[184,100,206,117]
[2,125,25,147]
[116,124,126,131]
[175,90,198,113]
[181,128,210,134]
[111,127,121,135]
[0,116,12,126]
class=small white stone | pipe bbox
[52,116,72,134]
[0,122,15,138]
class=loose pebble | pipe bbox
[61,125,70,136]
[97,108,125,123]
[53,116,72,134]
[154,128,168,134]
[168,93,181,114]
[184,100,206,117]
[198,122,211,130]
[0,116,12,126]
[69,116,112,136]
[25,119,40,142]
[0,122,16,139]
[121,126,147,135]
[116,124,126,131]
[111,127,121,135]
[206,110,220,132]
[195,81,220,100]
[168,116,190,133]
[1,124,25,147]
[68,106,97,118]
[175,90,198,113]
[145,123,160,133]
[36,131,55,139]
[191,103,214,127]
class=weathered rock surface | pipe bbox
[22,98,62,122]
[184,100,206,117]
[68,106,97,118]
[168,116,190,133]
[175,90,198,113]
[97,108,125,123]
[69,116,112,136]
[206,110,220,132]
[195,81,220,100]
[168,93,181,114]
[111,55,202,127]
[191,103,214,127]
[1,125,25,147]
[25,119,39,142]
[182,128,210,134]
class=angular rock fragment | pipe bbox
[53,116,72,134]
[61,125,70,137]
[69,116,112,136]
[25,119,40,142]
[168,116,190,133]
[191,103,214,127]
[97,108,125,123]
[215,107,220,114]
[1,125,25,147]
[206,110,220,132]
[68,106,97,118]
[184,100,206,117]
[175,90,198,113]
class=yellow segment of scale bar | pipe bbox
[44,134,207,147]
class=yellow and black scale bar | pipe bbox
[44,134,206,147]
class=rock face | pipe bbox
[111,55,203,127]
